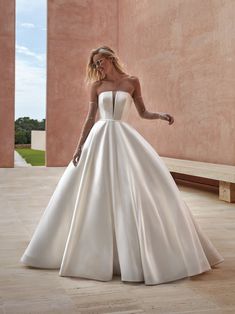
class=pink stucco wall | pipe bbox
[0,0,15,167]
[47,0,235,166]
[118,0,235,166]
[46,0,118,166]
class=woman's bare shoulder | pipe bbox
[127,75,140,85]
[90,80,102,95]
[91,80,102,89]
[128,75,139,80]
[126,75,141,91]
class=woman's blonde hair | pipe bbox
[85,46,126,84]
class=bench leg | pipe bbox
[219,181,235,203]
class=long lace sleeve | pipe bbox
[74,101,98,152]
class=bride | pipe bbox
[72,46,174,166]
[20,46,224,285]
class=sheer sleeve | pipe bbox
[74,83,99,152]
[132,77,160,119]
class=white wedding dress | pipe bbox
[20,90,224,285]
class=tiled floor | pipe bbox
[0,167,234,314]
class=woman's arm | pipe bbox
[73,83,98,166]
[132,76,174,125]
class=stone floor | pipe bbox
[0,166,235,314]
[14,150,32,167]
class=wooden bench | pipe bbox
[161,157,235,203]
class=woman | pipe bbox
[20,46,224,285]
[72,46,174,166]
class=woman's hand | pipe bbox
[72,147,82,167]
[159,113,174,125]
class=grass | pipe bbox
[16,148,45,166]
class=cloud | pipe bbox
[16,0,46,14]
[16,44,46,63]
[15,58,46,120]
[21,22,35,28]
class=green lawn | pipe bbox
[16,148,45,166]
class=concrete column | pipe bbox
[46,0,118,166]
[47,0,235,166]
[0,0,15,167]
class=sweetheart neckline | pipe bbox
[98,90,133,99]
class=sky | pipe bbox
[15,0,46,121]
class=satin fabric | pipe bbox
[20,91,224,285]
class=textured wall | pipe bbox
[47,0,235,166]
[118,0,235,165]
[31,130,46,151]
[46,0,118,166]
[0,0,15,167]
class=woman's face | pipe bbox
[92,53,112,75]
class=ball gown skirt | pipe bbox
[20,90,224,285]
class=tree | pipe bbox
[15,117,46,144]
[15,129,28,144]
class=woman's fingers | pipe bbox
[72,151,82,167]
[166,114,174,125]
[169,115,174,125]
[72,158,77,167]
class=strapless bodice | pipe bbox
[98,90,133,121]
